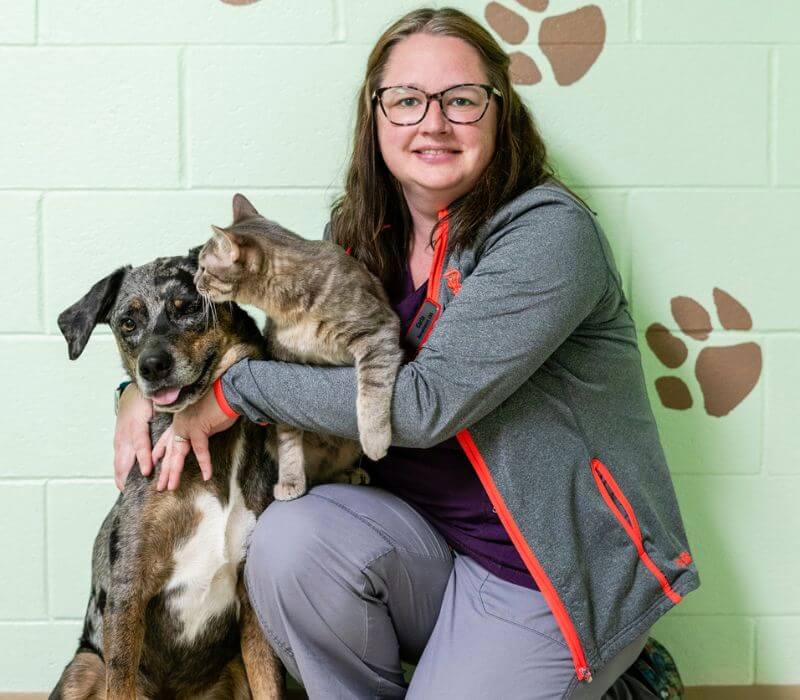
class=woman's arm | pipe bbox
[113,383,154,490]
[222,199,611,448]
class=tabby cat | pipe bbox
[195,194,403,501]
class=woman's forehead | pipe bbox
[382,34,488,89]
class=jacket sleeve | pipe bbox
[221,199,610,448]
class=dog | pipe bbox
[52,250,285,699]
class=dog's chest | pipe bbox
[164,439,256,644]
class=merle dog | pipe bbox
[52,250,284,699]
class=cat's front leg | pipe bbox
[274,424,307,501]
[351,334,404,461]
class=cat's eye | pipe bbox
[173,298,186,310]
[120,318,136,333]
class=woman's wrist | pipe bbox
[212,376,240,419]
[114,380,133,415]
[215,367,271,426]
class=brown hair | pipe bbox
[331,7,582,298]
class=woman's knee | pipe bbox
[245,495,328,592]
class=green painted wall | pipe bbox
[1,0,798,691]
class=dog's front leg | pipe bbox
[238,578,286,699]
[102,536,168,700]
[103,587,146,699]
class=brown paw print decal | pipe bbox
[646,289,762,417]
[484,2,605,86]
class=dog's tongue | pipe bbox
[151,387,181,405]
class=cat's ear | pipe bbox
[211,225,242,263]
[232,193,260,224]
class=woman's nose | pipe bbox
[420,98,450,133]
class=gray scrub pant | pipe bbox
[244,484,654,699]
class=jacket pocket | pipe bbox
[590,458,682,604]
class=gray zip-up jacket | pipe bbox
[221,181,700,682]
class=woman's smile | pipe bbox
[413,146,462,163]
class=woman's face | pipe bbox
[376,33,498,211]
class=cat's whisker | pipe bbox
[199,291,218,330]
[200,293,209,328]
[210,299,219,329]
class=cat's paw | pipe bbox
[273,479,306,501]
[360,431,391,461]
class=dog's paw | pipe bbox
[273,479,306,501]
[359,430,391,461]
[340,467,370,486]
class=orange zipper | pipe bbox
[456,430,593,682]
[417,210,593,682]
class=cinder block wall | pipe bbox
[1,0,797,691]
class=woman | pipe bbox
[116,8,698,698]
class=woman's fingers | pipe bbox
[167,452,186,491]
[156,443,172,491]
[152,427,171,465]
[191,432,213,482]
[167,439,192,491]
[113,442,134,491]
[135,430,154,477]
[155,437,192,491]
[113,384,154,489]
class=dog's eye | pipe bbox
[173,298,198,313]
[120,318,136,333]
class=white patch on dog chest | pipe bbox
[165,439,256,644]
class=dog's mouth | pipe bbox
[145,354,217,409]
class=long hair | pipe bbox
[331,7,581,298]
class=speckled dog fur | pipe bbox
[52,251,284,699]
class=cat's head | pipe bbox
[195,193,264,302]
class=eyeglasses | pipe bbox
[372,83,502,126]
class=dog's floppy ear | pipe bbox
[187,245,203,265]
[232,193,260,224]
[58,266,130,360]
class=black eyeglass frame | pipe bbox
[372,83,502,126]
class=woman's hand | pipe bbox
[151,389,238,491]
[113,383,154,491]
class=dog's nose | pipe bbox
[139,351,174,381]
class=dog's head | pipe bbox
[58,250,264,413]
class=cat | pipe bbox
[195,193,404,501]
